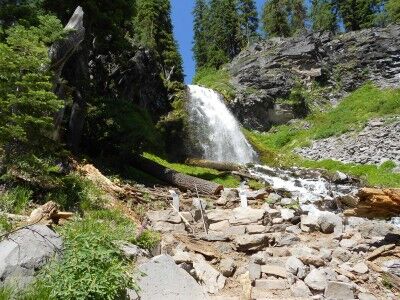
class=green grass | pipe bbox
[193,67,236,101]
[143,152,240,188]
[245,84,400,188]
[0,186,32,214]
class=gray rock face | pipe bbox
[296,117,400,168]
[227,25,400,130]
[133,255,209,300]
[304,269,327,291]
[0,225,63,289]
[324,281,354,300]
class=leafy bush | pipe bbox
[33,211,137,300]
[135,230,160,250]
[0,186,32,214]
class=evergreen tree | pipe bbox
[193,0,209,69]
[336,0,379,31]
[310,0,338,32]
[0,16,63,164]
[207,0,241,68]
[262,0,291,37]
[288,0,306,35]
[237,0,259,47]
[387,0,400,23]
[135,0,184,82]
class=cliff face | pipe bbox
[228,25,400,131]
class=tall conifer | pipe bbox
[262,0,291,37]
[310,0,338,32]
[238,0,259,47]
[193,0,209,69]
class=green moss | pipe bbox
[245,84,400,188]
[193,67,236,101]
[143,152,240,188]
[248,179,265,190]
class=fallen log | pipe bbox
[185,158,242,172]
[344,188,400,218]
[134,157,224,195]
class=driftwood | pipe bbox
[186,158,242,172]
[28,201,74,225]
[366,244,396,261]
[134,157,224,195]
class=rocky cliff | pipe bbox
[228,25,400,131]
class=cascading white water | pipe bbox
[187,85,258,164]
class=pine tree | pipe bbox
[262,0,291,37]
[310,0,338,32]
[237,0,259,47]
[207,0,241,68]
[387,0,400,23]
[336,0,379,31]
[192,0,209,69]
[135,0,184,82]
[288,0,306,35]
[0,16,63,164]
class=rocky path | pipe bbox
[133,185,400,300]
[295,117,400,170]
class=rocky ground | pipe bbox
[295,117,400,170]
[131,178,400,300]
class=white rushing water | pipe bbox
[187,85,258,164]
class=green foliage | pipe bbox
[34,210,136,300]
[247,179,265,190]
[288,0,307,35]
[238,0,259,47]
[387,0,400,23]
[135,230,160,250]
[336,0,382,31]
[193,67,235,101]
[143,152,241,187]
[0,16,63,168]
[193,0,209,69]
[310,0,338,32]
[134,0,184,82]
[0,186,32,214]
[245,84,400,187]
[0,215,12,234]
[262,0,291,37]
[0,0,43,30]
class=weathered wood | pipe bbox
[186,158,242,172]
[134,157,224,195]
[366,244,396,261]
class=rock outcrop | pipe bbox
[227,25,400,130]
[345,188,400,218]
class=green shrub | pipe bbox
[135,230,160,250]
[34,210,137,300]
[0,186,32,214]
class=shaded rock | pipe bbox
[118,242,149,260]
[249,262,261,281]
[133,254,208,300]
[324,281,354,300]
[266,193,282,204]
[286,224,302,234]
[318,211,343,234]
[290,280,312,297]
[147,210,181,224]
[0,225,62,289]
[304,269,327,291]
[246,224,266,234]
[234,234,270,251]
[276,233,300,246]
[207,210,232,223]
[332,248,352,262]
[285,256,307,279]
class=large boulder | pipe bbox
[131,254,209,300]
[0,225,63,289]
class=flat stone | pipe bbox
[172,249,192,264]
[118,242,149,260]
[261,265,287,278]
[318,211,343,234]
[304,269,327,291]
[290,246,318,257]
[277,233,300,246]
[339,239,357,248]
[290,280,312,297]
[147,210,181,224]
[152,221,186,232]
[272,217,284,224]
[332,248,352,262]
[209,220,230,231]
[358,292,378,300]
[207,209,232,223]
[229,207,265,225]
[249,262,261,281]
[286,225,302,234]
[192,256,226,294]
[352,262,368,274]
[246,224,267,234]
[324,281,354,300]
[134,255,208,300]
[299,256,325,267]
[235,234,269,251]
[255,278,289,290]
[224,225,246,236]
[219,258,236,277]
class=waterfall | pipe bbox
[187,85,258,164]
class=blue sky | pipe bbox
[171,0,266,84]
